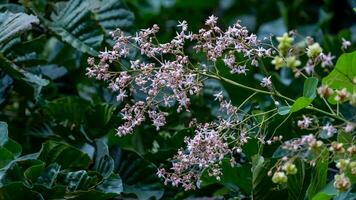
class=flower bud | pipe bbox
[335,88,350,102]
[334,174,351,192]
[347,145,356,154]
[286,56,301,68]
[349,161,356,175]
[271,56,284,69]
[317,85,333,98]
[283,162,298,175]
[272,171,288,184]
[277,33,294,53]
[309,140,323,151]
[329,142,345,153]
[336,159,350,171]
[307,43,323,58]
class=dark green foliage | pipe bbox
[0,0,355,199]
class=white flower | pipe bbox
[205,15,218,26]
[322,123,337,137]
[260,76,272,87]
[297,115,312,129]
[320,53,335,68]
[341,38,351,50]
[213,91,224,101]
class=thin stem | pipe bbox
[237,92,257,111]
[199,71,348,123]
[322,97,336,115]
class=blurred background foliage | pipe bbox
[0,0,355,199]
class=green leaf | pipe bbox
[306,149,329,199]
[60,170,100,192]
[303,77,319,99]
[290,97,313,113]
[111,146,164,200]
[0,121,8,145]
[278,106,290,115]
[287,160,306,200]
[35,163,61,188]
[322,51,356,104]
[40,0,104,55]
[91,0,135,34]
[0,182,44,200]
[0,121,22,168]
[0,54,49,98]
[201,158,252,194]
[0,11,39,44]
[311,181,337,200]
[97,173,123,195]
[93,139,114,178]
[38,140,91,169]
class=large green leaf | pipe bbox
[322,51,356,104]
[303,77,319,99]
[306,149,329,199]
[40,0,104,55]
[0,54,49,97]
[0,122,22,168]
[0,182,44,200]
[111,146,164,200]
[38,140,91,169]
[0,11,38,44]
[287,160,306,200]
[91,0,134,34]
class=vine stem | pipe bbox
[200,72,348,123]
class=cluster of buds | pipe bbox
[271,162,298,184]
[271,32,337,76]
[318,85,355,104]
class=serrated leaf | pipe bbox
[40,0,104,55]
[111,146,164,200]
[0,11,39,44]
[91,0,134,34]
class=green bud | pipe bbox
[277,33,294,53]
[272,171,288,184]
[271,56,284,69]
[336,159,350,171]
[286,56,301,68]
[306,43,322,58]
[283,162,298,175]
[350,161,356,175]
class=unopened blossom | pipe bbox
[345,123,355,133]
[272,172,288,184]
[341,38,351,50]
[317,85,333,98]
[297,115,312,129]
[335,88,350,102]
[260,76,272,88]
[334,174,351,192]
[329,142,345,153]
[306,43,322,58]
